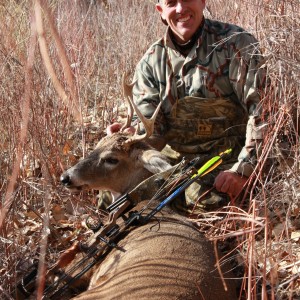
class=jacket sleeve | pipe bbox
[228,32,267,177]
[132,54,168,136]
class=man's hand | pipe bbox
[214,171,248,199]
[106,123,135,136]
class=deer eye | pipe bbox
[103,157,119,165]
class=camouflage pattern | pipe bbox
[165,96,247,159]
[133,18,266,177]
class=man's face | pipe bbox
[156,0,206,43]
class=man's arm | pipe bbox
[132,53,169,151]
[230,32,267,175]
[215,32,267,197]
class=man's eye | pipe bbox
[165,0,176,7]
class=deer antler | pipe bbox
[121,73,134,131]
[121,73,162,148]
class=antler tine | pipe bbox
[121,73,134,131]
[128,98,162,141]
[120,72,162,149]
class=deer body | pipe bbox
[60,78,237,299]
[60,133,237,300]
[72,202,236,300]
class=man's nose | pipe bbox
[175,1,186,13]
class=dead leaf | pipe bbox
[292,265,300,275]
[52,204,67,222]
[62,140,72,155]
[291,231,300,241]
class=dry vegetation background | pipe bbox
[0,0,299,299]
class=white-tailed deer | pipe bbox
[60,77,237,300]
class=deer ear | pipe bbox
[138,150,172,174]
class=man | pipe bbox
[110,0,266,208]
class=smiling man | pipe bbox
[156,0,206,43]
[113,0,266,211]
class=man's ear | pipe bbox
[155,3,163,14]
[156,4,168,26]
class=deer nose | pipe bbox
[60,173,71,186]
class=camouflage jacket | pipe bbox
[132,18,266,177]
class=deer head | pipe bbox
[60,75,171,195]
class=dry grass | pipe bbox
[0,0,299,299]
